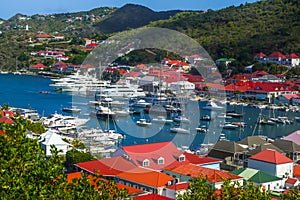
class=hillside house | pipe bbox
[247,149,294,178]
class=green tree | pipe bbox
[0,117,128,199]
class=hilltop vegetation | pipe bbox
[151,0,300,65]
[0,0,299,70]
[93,4,181,34]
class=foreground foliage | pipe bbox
[177,176,272,200]
[0,117,128,199]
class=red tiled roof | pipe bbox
[165,163,242,183]
[253,70,269,75]
[117,167,174,188]
[286,178,298,185]
[75,156,136,176]
[36,33,52,38]
[124,71,142,78]
[255,52,266,58]
[249,149,293,164]
[67,172,144,195]
[120,141,188,170]
[0,130,7,136]
[166,182,189,190]
[288,53,299,59]
[0,110,15,117]
[135,194,174,200]
[30,63,46,69]
[184,152,221,165]
[0,116,15,124]
[268,51,286,58]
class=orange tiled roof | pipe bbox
[165,163,242,183]
[117,167,174,188]
[294,165,300,178]
[67,172,144,195]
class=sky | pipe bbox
[0,0,258,20]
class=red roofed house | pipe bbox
[254,52,267,62]
[67,172,145,197]
[248,149,294,178]
[287,53,300,67]
[285,177,299,189]
[163,163,243,190]
[183,152,221,170]
[35,33,53,41]
[135,194,174,200]
[111,142,189,171]
[29,63,47,71]
[254,51,299,66]
[275,94,300,105]
[117,167,175,196]
[0,116,15,124]
[75,156,136,177]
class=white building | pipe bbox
[248,149,294,178]
[38,130,70,156]
[169,81,195,94]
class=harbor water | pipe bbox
[0,73,299,150]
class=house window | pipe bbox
[158,157,164,165]
[143,159,150,167]
[179,155,185,162]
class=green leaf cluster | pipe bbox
[0,117,128,199]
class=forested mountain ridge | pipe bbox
[150,0,300,65]
[93,4,181,34]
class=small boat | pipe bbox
[62,106,81,113]
[170,127,190,134]
[173,116,190,123]
[195,126,208,133]
[217,113,232,119]
[202,101,223,110]
[231,121,247,127]
[129,108,141,115]
[200,115,211,121]
[96,106,116,120]
[152,116,173,124]
[221,122,239,129]
[136,118,152,127]
[226,111,243,118]
[219,133,227,141]
[39,90,51,94]
[295,117,300,122]
[114,109,130,117]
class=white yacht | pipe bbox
[152,116,173,124]
[170,127,190,134]
[136,118,152,127]
[50,73,110,94]
[41,113,89,131]
[202,101,223,110]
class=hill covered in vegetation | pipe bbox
[93,4,181,34]
[150,0,300,65]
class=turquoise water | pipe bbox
[0,73,299,149]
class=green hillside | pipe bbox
[150,0,300,65]
[93,4,181,34]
